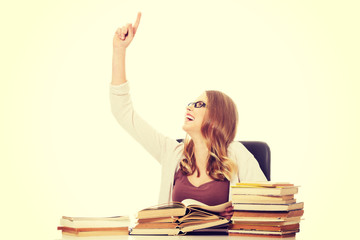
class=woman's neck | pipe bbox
[192,136,209,170]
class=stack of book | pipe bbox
[58,216,130,237]
[130,199,231,235]
[229,182,304,239]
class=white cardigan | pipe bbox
[109,82,267,204]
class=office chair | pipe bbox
[176,139,271,181]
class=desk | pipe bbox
[58,235,297,240]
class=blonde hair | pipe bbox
[180,90,238,181]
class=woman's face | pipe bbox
[182,92,208,136]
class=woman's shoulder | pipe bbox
[173,140,185,154]
[161,138,184,162]
[227,141,253,162]
[228,141,248,152]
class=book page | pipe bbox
[141,202,185,211]
[181,199,232,213]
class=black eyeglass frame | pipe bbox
[188,101,207,108]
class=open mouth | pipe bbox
[186,114,195,121]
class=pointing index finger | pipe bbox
[133,12,141,35]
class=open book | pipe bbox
[130,199,232,235]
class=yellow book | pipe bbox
[232,182,299,196]
[234,182,295,188]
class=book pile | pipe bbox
[58,216,130,237]
[130,199,231,235]
[229,182,304,239]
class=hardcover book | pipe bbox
[230,182,304,238]
[58,216,130,237]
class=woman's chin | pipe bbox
[182,123,194,134]
[182,124,189,133]
[182,124,199,137]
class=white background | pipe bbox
[1,1,359,239]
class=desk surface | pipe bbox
[59,235,297,240]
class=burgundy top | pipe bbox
[172,169,230,206]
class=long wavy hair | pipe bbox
[180,90,239,181]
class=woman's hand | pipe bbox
[219,205,234,220]
[111,12,141,85]
[113,12,141,50]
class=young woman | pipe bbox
[110,12,267,219]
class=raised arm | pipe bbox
[111,12,141,85]
[110,13,180,165]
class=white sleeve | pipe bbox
[230,141,268,182]
[109,82,178,165]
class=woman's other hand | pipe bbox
[219,205,234,220]
[113,12,141,50]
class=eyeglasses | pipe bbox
[188,101,207,108]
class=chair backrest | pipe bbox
[176,139,271,181]
[240,141,271,181]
